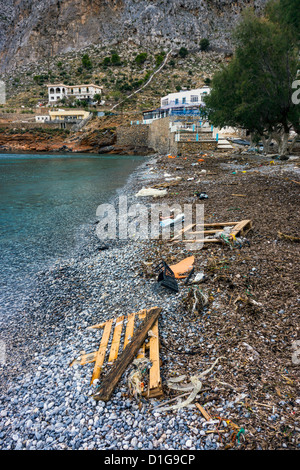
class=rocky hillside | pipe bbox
[0,0,267,73]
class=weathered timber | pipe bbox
[93,307,161,401]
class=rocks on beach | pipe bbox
[0,153,299,451]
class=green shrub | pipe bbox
[200,38,210,51]
[134,52,148,65]
[82,54,92,69]
[179,47,188,58]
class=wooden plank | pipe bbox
[147,319,163,397]
[191,229,228,235]
[172,223,195,240]
[203,222,238,227]
[70,351,97,366]
[173,238,220,244]
[195,403,212,421]
[137,310,147,359]
[230,219,252,237]
[123,312,136,349]
[108,315,124,363]
[173,222,239,241]
[87,321,107,330]
[90,318,113,385]
[93,307,161,401]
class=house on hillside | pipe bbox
[47,83,103,104]
[142,86,211,124]
[49,110,90,122]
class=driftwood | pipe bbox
[278,231,300,243]
[93,306,162,401]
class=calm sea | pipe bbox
[0,153,145,315]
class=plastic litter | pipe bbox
[194,191,208,200]
[127,357,152,398]
[169,256,195,279]
[154,260,179,293]
[135,187,167,198]
[160,213,185,228]
[192,272,206,283]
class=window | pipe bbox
[175,98,179,105]
[190,95,199,102]
[49,88,54,94]
[162,99,168,106]
[182,97,186,104]
[56,88,61,93]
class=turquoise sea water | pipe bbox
[0,153,145,315]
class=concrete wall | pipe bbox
[116,124,152,152]
[178,140,218,155]
[116,118,222,156]
[148,117,177,155]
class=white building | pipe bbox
[160,86,211,109]
[35,115,50,122]
[142,87,211,124]
[47,83,103,103]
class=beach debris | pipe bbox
[70,307,163,400]
[155,260,179,293]
[127,357,152,398]
[195,403,212,421]
[277,231,300,243]
[160,212,185,229]
[191,272,206,284]
[233,295,264,313]
[183,285,209,314]
[135,187,167,198]
[154,357,225,412]
[194,191,208,200]
[93,307,162,401]
[172,219,253,246]
[169,256,195,279]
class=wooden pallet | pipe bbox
[70,308,163,398]
[172,219,252,244]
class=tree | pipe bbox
[266,0,300,42]
[155,54,164,67]
[178,47,188,58]
[134,53,148,66]
[82,54,92,70]
[111,53,121,66]
[200,38,210,52]
[205,6,299,155]
[102,57,111,66]
[94,94,102,103]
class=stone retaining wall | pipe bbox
[178,140,218,155]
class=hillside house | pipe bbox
[142,86,211,124]
[47,83,102,104]
[49,110,90,122]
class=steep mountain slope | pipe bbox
[0,0,267,72]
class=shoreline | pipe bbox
[0,150,299,450]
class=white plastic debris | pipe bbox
[160,213,185,228]
[135,187,167,198]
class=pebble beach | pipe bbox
[0,152,299,452]
[0,155,219,451]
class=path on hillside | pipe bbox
[110,49,173,112]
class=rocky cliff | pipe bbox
[0,0,267,73]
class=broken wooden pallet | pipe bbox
[70,307,163,400]
[172,219,252,244]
